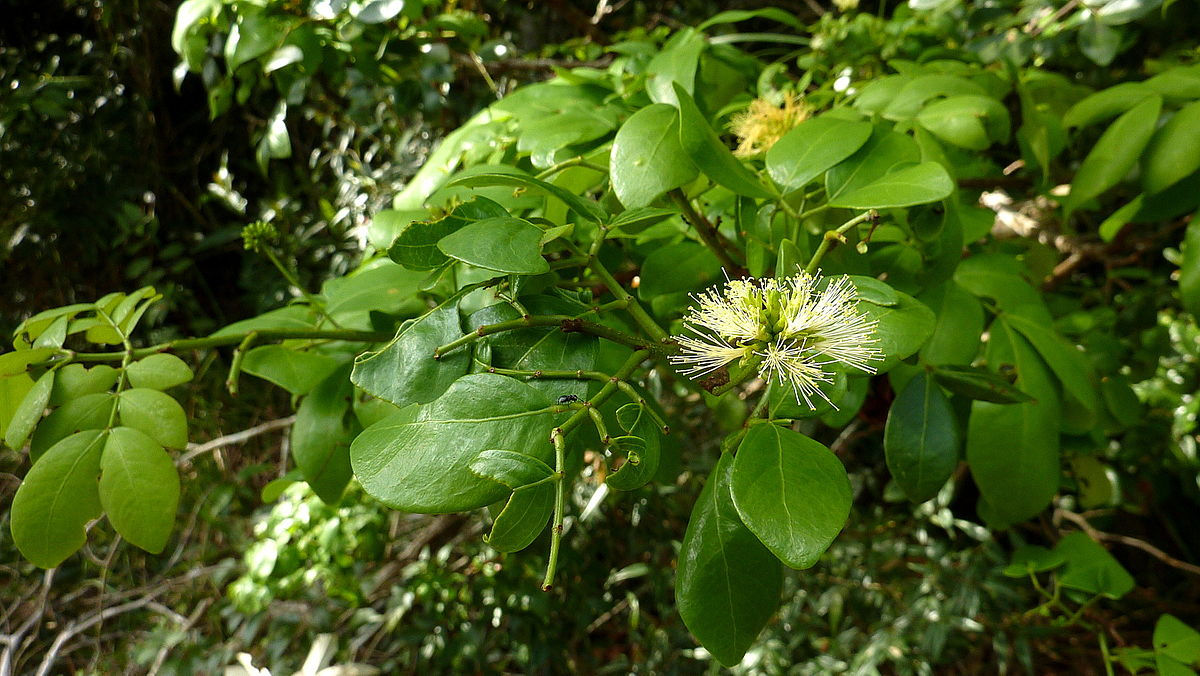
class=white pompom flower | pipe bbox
[668,271,883,409]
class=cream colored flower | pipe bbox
[668,271,882,408]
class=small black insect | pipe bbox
[556,394,580,404]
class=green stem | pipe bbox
[1098,632,1115,676]
[535,156,607,180]
[480,365,610,381]
[803,210,877,275]
[669,189,743,271]
[543,428,568,592]
[587,407,611,447]
[42,328,392,367]
[797,203,831,220]
[541,349,650,591]
[434,314,658,359]
[225,331,260,396]
[585,254,671,343]
[264,249,343,329]
[615,381,670,434]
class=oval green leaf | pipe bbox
[730,424,852,569]
[11,429,106,568]
[100,426,180,554]
[766,117,873,191]
[884,371,960,503]
[437,217,550,275]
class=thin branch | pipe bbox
[176,416,297,467]
[1054,508,1200,577]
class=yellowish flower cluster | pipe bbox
[729,93,811,157]
[669,272,882,408]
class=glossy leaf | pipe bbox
[388,197,509,271]
[676,451,782,667]
[857,287,936,372]
[292,365,355,503]
[321,262,427,316]
[916,95,1010,150]
[828,161,954,209]
[766,117,873,191]
[351,292,469,409]
[485,483,554,553]
[1181,215,1200,318]
[437,217,550,275]
[470,449,555,490]
[672,82,772,199]
[1063,82,1154,129]
[10,429,106,568]
[1155,615,1200,668]
[118,388,189,449]
[447,172,607,224]
[731,424,852,569]
[241,345,341,396]
[350,374,560,513]
[1007,314,1100,433]
[0,373,34,441]
[605,403,662,491]
[638,242,722,299]
[826,128,921,203]
[884,372,960,503]
[932,365,1034,404]
[1002,545,1067,577]
[918,282,984,366]
[610,104,697,208]
[100,426,180,554]
[966,320,1060,527]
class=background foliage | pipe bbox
[3,0,1200,673]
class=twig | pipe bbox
[1054,508,1200,576]
[176,416,297,466]
[147,599,210,676]
[0,569,54,676]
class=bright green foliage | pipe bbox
[8,1,1200,669]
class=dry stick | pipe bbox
[669,189,743,272]
[176,416,297,467]
[0,569,54,676]
[1054,508,1200,577]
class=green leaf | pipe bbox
[0,348,56,377]
[672,83,773,199]
[645,29,706,106]
[1006,314,1100,433]
[605,403,662,491]
[884,372,960,503]
[1063,82,1154,129]
[1002,545,1066,577]
[292,365,355,503]
[847,275,900,306]
[484,483,554,553]
[932,365,1034,404]
[125,354,194,391]
[470,449,555,489]
[437,217,550,275]
[1155,615,1200,667]
[447,172,607,224]
[966,320,1060,527]
[731,424,851,569]
[954,254,1052,323]
[4,370,53,451]
[118,388,189,449]
[0,373,34,441]
[352,292,470,409]
[610,104,698,209]
[1054,531,1135,598]
[242,345,341,396]
[1143,101,1200,195]
[1181,215,1200,318]
[322,262,427,316]
[388,198,509,271]
[828,162,954,209]
[49,364,118,405]
[916,95,1011,150]
[698,7,803,30]
[467,297,599,401]
[1066,95,1162,214]
[350,374,560,513]
[676,451,782,667]
[857,288,936,372]
[766,117,873,191]
[826,127,921,200]
[100,426,180,554]
[769,369,847,420]
[10,429,106,568]
[608,207,679,236]
[918,281,984,366]
[1078,18,1122,66]
[210,305,317,338]
[638,242,722,299]
[881,74,989,121]
[29,392,116,462]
